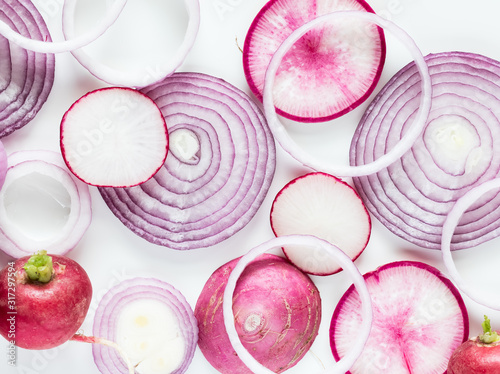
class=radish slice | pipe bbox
[0,0,126,53]
[351,52,500,250]
[98,72,276,250]
[60,87,168,188]
[442,177,500,310]
[223,235,373,374]
[263,11,432,177]
[330,261,469,374]
[92,277,198,374]
[62,0,200,88]
[243,0,386,122]
[0,150,92,258]
[270,172,371,275]
[0,0,55,137]
[196,253,321,374]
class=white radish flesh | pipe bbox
[60,87,168,188]
[270,172,371,275]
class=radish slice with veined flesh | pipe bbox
[223,235,373,374]
[0,0,55,137]
[263,10,432,177]
[60,87,168,188]
[330,261,469,374]
[270,172,371,275]
[243,0,386,122]
[92,277,198,374]
[0,0,126,53]
[351,51,500,250]
[62,0,200,88]
[0,150,92,258]
[442,177,500,310]
[196,253,321,374]
[98,72,276,250]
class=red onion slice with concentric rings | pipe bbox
[98,72,276,250]
[0,0,55,137]
[350,51,500,250]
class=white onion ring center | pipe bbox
[263,10,432,177]
[222,235,373,374]
[442,178,500,310]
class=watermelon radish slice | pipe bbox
[270,172,371,275]
[243,0,386,122]
[60,87,168,188]
[330,261,469,373]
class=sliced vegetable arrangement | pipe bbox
[351,51,500,250]
[243,0,386,122]
[99,72,276,250]
[0,0,55,137]
[330,261,469,373]
[2,0,500,373]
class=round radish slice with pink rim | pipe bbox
[330,261,469,374]
[196,253,321,374]
[222,235,373,374]
[92,277,198,374]
[60,87,168,188]
[270,172,371,275]
[441,177,500,310]
[0,150,92,258]
[263,11,432,177]
[98,72,276,250]
[0,0,55,137]
[0,0,126,53]
[351,51,500,250]
[243,0,385,122]
[62,0,200,88]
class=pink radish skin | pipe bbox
[195,253,321,374]
[270,172,371,275]
[0,252,92,350]
[447,316,500,374]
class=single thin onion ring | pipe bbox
[62,0,200,88]
[0,150,92,258]
[263,10,432,177]
[222,235,373,374]
[441,177,500,310]
[0,0,127,53]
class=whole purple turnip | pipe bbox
[447,315,500,373]
[0,250,92,350]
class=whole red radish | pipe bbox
[0,250,92,350]
[447,316,500,373]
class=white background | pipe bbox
[3,0,500,373]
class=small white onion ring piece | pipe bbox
[263,10,432,177]
[222,235,373,374]
[0,0,127,53]
[0,150,92,258]
[62,0,201,87]
[442,178,500,310]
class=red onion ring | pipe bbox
[0,0,126,53]
[263,10,432,177]
[0,0,55,137]
[0,141,6,189]
[351,51,500,250]
[92,277,198,374]
[222,235,373,374]
[62,0,200,87]
[99,72,276,250]
[0,150,92,258]
[442,177,500,310]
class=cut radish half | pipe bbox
[243,0,385,122]
[60,87,168,188]
[0,150,92,258]
[270,172,371,275]
[263,11,432,177]
[330,261,469,374]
